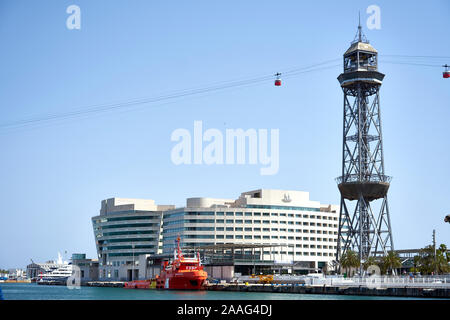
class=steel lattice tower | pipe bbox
[336,24,394,269]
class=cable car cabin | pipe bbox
[274,73,282,86]
[443,65,450,78]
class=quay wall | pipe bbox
[36,280,449,298]
[206,283,450,298]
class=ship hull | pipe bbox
[156,271,207,290]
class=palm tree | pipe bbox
[438,244,449,262]
[415,244,449,275]
[340,250,360,277]
[382,251,402,275]
[362,256,379,275]
[435,244,450,274]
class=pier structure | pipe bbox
[336,23,394,269]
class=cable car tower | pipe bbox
[336,22,394,268]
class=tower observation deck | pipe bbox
[336,23,394,267]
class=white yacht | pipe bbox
[37,252,73,282]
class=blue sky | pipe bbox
[0,0,449,268]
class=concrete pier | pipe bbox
[37,280,125,287]
[205,283,450,298]
[36,279,449,298]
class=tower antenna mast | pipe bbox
[336,22,394,275]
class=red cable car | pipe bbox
[443,64,450,78]
[274,72,282,86]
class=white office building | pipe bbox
[92,198,175,281]
[162,189,340,271]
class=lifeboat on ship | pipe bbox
[156,237,208,290]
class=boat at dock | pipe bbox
[155,237,208,290]
[37,253,73,283]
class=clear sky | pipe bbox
[0,0,449,268]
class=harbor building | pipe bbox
[91,198,175,281]
[162,189,340,274]
[71,253,99,282]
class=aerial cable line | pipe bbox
[380,61,443,67]
[0,61,340,130]
[0,55,447,131]
[380,54,450,59]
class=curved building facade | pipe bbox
[163,189,340,271]
[92,198,174,280]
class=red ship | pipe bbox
[156,237,207,290]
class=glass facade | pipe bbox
[162,207,340,262]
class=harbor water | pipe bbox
[0,283,428,300]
